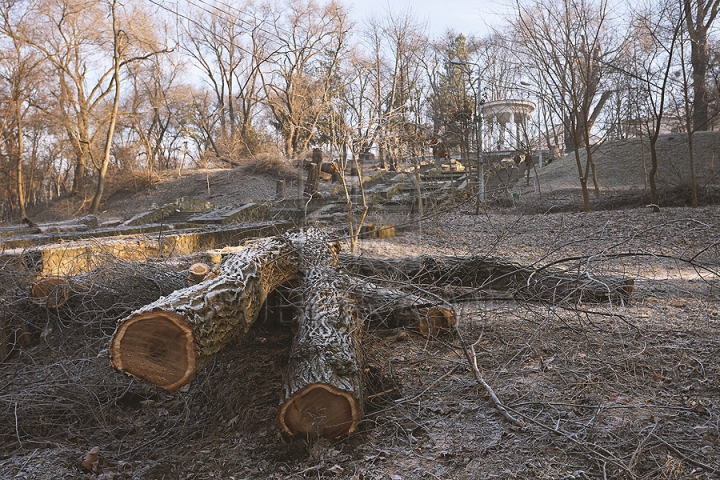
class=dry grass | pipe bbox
[1,205,718,479]
[239,154,298,180]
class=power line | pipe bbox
[146,0,278,58]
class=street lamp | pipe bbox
[450,59,484,210]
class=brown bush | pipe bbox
[104,168,160,199]
[239,155,297,180]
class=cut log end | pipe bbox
[278,383,361,439]
[30,276,70,308]
[187,262,211,284]
[418,307,456,336]
[110,311,196,392]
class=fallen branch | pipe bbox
[455,328,524,427]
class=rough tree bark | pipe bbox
[110,233,303,392]
[277,266,364,439]
[276,238,457,439]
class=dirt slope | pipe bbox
[508,131,720,211]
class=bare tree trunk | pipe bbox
[688,131,698,207]
[684,0,719,132]
[574,149,591,212]
[90,0,122,214]
[15,96,26,219]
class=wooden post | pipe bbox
[304,163,320,198]
[276,179,286,200]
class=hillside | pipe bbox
[514,131,720,211]
[21,131,720,225]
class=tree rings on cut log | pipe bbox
[277,383,361,439]
[187,263,211,284]
[110,310,195,392]
[30,276,70,308]
[418,306,457,336]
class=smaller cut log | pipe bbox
[278,254,363,439]
[30,276,70,308]
[350,281,455,335]
[419,307,456,336]
[187,262,212,284]
[359,224,396,239]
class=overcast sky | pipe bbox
[347,0,512,38]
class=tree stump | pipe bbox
[30,276,70,308]
[187,263,212,284]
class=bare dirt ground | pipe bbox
[1,135,720,479]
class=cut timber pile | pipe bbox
[110,233,303,392]
[108,229,634,439]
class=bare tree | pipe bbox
[18,0,110,198]
[628,0,684,208]
[182,0,271,160]
[260,0,352,157]
[13,0,166,213]
[683,0,720,131]
[0,0,46,219]
[512,0,623,211]
[361,8,430,172]
[427,33,477,162]
[122,54,184,177]
[677,26,701,207]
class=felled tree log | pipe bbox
[187,262,213,284]
[30,276,71,309]
[110,232,304,392]
[22,214,98,234]
[277,267,364,439]
[340,254,634,304]
[350,280,456,335]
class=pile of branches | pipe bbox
[2,222,720,478]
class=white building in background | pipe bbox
[482,99,536,152]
